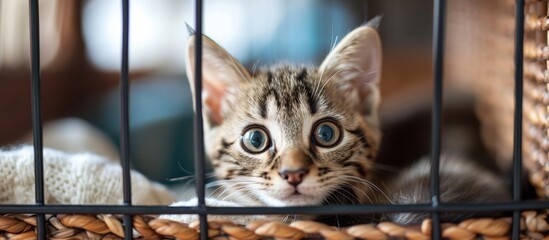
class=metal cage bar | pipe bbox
[192,0,209,239]
[120,0,133,239]
[430,0,446,238]
[28,0,46,238]
[3,200,549,215]
[512,0,525,239]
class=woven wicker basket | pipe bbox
[0,212,548,239]
[447,0,549,199]
[523,1,549,199]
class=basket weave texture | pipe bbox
[522,1,549,199]
[0,212,547,239]
[446,0,549,197]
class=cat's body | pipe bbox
[163,18,511,225]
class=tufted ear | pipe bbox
[185,35,251,126]
[319,17,382,125]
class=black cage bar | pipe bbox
[120,0,133,239]
[430,0,445,238]
[28,0,46,238]
[512,0,525,239]
[5,0,533,239]
[192,0,209,239]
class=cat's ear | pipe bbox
[319,18,382,125]
[185,35,251,126]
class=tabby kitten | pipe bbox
[166,18,510,225]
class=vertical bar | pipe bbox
[431,0,446,239]
[193,0,208,239]
[120,0,133,239]
[28,0,46,238]
[512,0,525,239]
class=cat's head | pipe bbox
[186,19,382,206]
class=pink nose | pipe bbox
[279,168,309,186]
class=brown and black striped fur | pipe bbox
[182,17,510,225]
[185,18,385,209]
[208,65,381,207]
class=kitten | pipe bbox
[164,18,510,225]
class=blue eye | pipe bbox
[313,120,342,147]
[318,125,334,142]
[242,127,270,153]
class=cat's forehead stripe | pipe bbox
[258,71,277,119]
[257,67,318,118]
[296,68,308,82]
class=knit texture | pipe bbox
[0,146,175,205]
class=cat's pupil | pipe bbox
[250,131,264,148]
[318,125,334,142]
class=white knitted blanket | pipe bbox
[0,146,175,205]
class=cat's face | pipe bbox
[186,20,382,206]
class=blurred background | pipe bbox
[0,0,496,188]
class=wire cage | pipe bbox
[2,0,549,239]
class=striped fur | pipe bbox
[180,17,511,225]
[185,20,384,208]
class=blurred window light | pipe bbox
[0,0,61,70]
[82,0,189,72]
[82,0,361,72]
[82,0,285,72]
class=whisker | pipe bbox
[208,182,246,198]
[215,184,250,200]
[252,59,261,77]
[220,186,261,202]
[331,35,339,51]
[314,61,328,100]
[338,176,394,204]
[321,168,393,204]
[206,179,257,188]
[282,214,290,224]
[328,186,360,204]
[207,180,263,200]
[341,182,373,203]
[317,66,356,96]
[176,161,194,175]
[225,53,249,83]
[169,172,216,182]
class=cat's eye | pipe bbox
[241,126,270,153]
[312,120,342,148]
